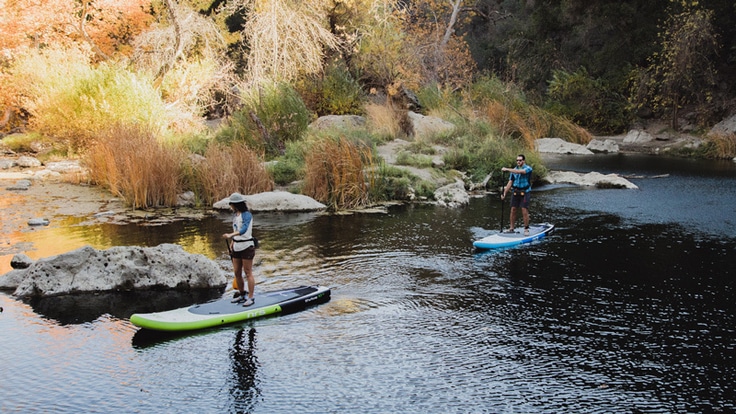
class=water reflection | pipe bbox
[229,328,261,413]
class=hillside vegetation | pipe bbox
[1,0,734,209]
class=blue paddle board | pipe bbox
[130,285,330,332]
[473,223,554,250]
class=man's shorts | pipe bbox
[510,190,530,208]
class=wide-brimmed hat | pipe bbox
[228,192,247,204]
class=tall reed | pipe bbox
[704,132,736,159]
[303,136,374,210]
[193,142,274,205]
[84,124,186,208]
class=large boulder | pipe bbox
[587,139,620,153]
[434,180,470,208]
[0,244,227,298]
[545,171,638,189]
[214,191,326,212]
[536,138,594,155]
[407,111,455,139]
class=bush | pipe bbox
[546,68,630,134]
[302,136,374,210]
[192,142,274,205]
[84,124,186,209]
[12,47,170,151]
[297,62,364,116]
[219,82,311,158]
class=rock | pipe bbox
[10,253,33,269]
[6,179,32,190]
[45,160,83,174]
[16,156,42,168]
[710,114,736,135]
[587,139,619,153]
[214,190,326,212]
[434,180,470,208]
[623,129,654,144]
[545,170,638,189]
[177,191,196,207]
[536,138,594,155]
[407,111,455,139]
[27,218,50,226]
[309,115,366,131]
[0,159,15,169]
[1,244,227,298]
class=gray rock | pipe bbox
[536,138,594,155]
[7,179,32,190]
[16,156,42,168]
[309,115,366,131]
[2,244,227,298]
[587,139,620,153]
[10,253,33,269]
[546,170,638,189]
[710,114,736,135]
[407,111,455,139]
[27,218,50,226]
[623,129,654,144]
[434,180,470,208]
[0,159,15,169]
[45,160,83,174]
[214,191,326,212]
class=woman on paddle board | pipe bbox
[501,154,533,236]
[223,192,256,307]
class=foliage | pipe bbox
[701,132,736,159]
[84,124,187,209]
[296,61,365,116]
[218,82,311,157]
[546,68,630,134]
[268,139,312,186]
[10,47,171,150]
[244,0,338,83]
[629,4,720,129]
[459,75,591,147]
[191,141,274,206]
[350,0,423,90]
[302,135,374,210]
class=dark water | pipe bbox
[1,154,735,413]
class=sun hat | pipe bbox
[229,192,247,204]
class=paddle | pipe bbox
[499,187,505,232]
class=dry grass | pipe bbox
[705,132,736,159]
[364,102,400,140]
[484,101,591,147]
[84,124,186,208]
[193,142,274,205]
[302,136,374,210]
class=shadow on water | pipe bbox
[24,288,223,325]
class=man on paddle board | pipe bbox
[501,154,533,236]
[223,193,256,307]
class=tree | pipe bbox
[244,0,338,83]
[639,3,719,129]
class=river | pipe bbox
[1,153,735,413]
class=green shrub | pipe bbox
[298,62,364,116]
[13,47,169,151]
[221,82,311,158]
[546,67,630,134]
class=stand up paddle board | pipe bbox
[473,223,554,250]
[130,285,330,332]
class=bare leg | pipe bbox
[522,207,530,229]
[232,257,245,295]
[243,258,255,299]
[509,206,517,230]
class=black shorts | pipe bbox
[231,246,255,260]
[510,190,530,208]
